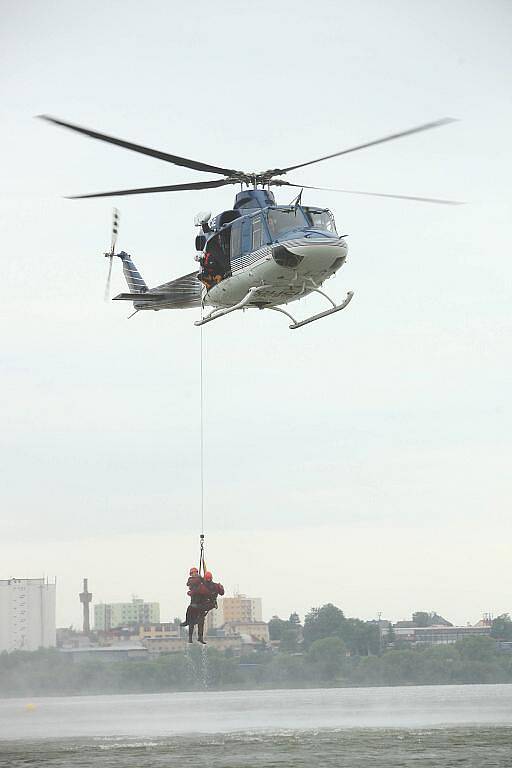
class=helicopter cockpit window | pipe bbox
[267,208,307,239]
[304,208,337,233]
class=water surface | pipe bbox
[1,685,511,766]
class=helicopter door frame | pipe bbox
[241,216,252,255]
[230,218,243,273]
[218,227,232,278]
[230,216,253,273]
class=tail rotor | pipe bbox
[104,208,119,301]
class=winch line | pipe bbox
[199,304,206,578]
[200,316,205,537]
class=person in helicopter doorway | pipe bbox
[198,251,222,291]
[181,568,224,644]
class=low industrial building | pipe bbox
[414,625,492,645]
[59,644,149,662]
[223,621,270,643]
[138,622,180,641]
[142,634,242,654]
[390,615,493,646]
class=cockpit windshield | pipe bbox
[303,207,337,233]
[267,207,307,238]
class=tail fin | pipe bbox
[117,251,148,293]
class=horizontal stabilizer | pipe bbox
[113,271,202,309]
[113,292,167,301]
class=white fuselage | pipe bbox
[205,234,348,308]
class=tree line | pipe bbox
[1,604,511,697]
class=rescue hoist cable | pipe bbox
[199,303,206,575]
[199,534,206,577]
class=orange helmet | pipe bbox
[189,567,199,576]
[204,571,213,581]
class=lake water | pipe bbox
[1,685,511,766]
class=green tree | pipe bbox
[412,611,451,627]
[386,622,396,645]
[412,611,431,627]
[458,636,497,663]
[491,614,512,640]
[303,604,346,647]
[289,612,301,625]
[420,644,460,684]
[267,654,307,685]
[342,618,380,656]
[348,655,385,685]
[381,649,424,685]
[307,637,347,681]
[279,629,299,654]
[268,616,288,641]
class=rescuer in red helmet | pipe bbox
[195,571,224,643]
[203,571,225,607]
[180,567,224,644]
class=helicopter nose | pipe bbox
[281,235,348,265]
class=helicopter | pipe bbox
[40,116,461,329]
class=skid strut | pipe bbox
[195,285,353,330]
[269,289,354,329]
[194,285,269,327]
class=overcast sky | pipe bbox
[1,0,511,629]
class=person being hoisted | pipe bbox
[180,567,202,643]
[181,567,224,644]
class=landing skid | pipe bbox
[194,285,354,330]
[270,289,354,329]
[194,286,269,327]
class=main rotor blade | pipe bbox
[38,115,240,176]
[273,118,457,175]
[66,178,235,199]
[273,180,463,205]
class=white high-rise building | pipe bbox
[0,578,56,652]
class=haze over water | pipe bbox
[1,685,512,766]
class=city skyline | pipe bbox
[3,569,506,632]
[1,569,507,655]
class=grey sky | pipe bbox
[1,0,511,628]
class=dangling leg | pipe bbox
[197,611,207,644]
[182,604,197,628]
[187,606,200,643]
[181,605,192,627]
